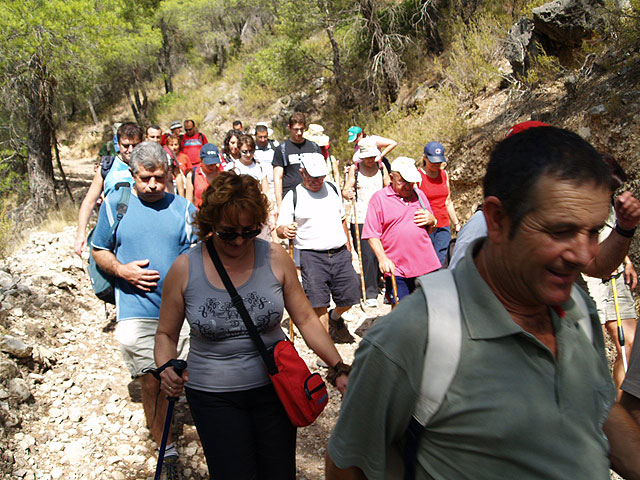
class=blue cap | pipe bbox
[200,143,221,165]
[424,141,446,163]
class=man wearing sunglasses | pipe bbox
[92,141,196,479]
[75,122,143,256]
[276,154,360,345]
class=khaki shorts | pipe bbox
[585,272,637,324]
[115,318,190,378]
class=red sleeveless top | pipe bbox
[418,169,449,227]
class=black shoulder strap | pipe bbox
[326,181,338,197]
[100,156,116,180]
[106,183,131,244]
[292,185,297,221]
[199,132,205,143]
[311,141,320,153]
[191,166,197,187]
[204,238,278,375]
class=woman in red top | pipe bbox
[417,141,460,266]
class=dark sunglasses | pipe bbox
[215,229,261,241]
[240,149,254,155]
[120,142,139,150]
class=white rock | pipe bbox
[63,441,85,464]
[0,335,33,358]
[0,271,14,289]
[12,307,24,317]
[50,467,63,479]
[51,273,76,288]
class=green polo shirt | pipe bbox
[329,240,615,480]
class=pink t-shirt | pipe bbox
[362,185,441,278]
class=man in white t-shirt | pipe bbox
[277,153,360,344]
[253,124,278,199]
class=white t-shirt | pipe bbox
[254,146,276,191]
[277,182,346,251]
[224,160,266,183]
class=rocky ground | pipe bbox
[0,226,383,479]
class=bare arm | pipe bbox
[326,454,368,480]
[583,191,640,278]
[92,248,160,291]
[343,219,352,252]
[368,238,394,275]
[273,245,347,394]
[342,165,356,200]
[444,172,460,233]
[374,136,397,162]
[185,172,194,205]
[74,168,105,256]
[155,255,189,396]
[274,166,284,213]
[605,392,640,480]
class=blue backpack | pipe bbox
[87,183,131,304]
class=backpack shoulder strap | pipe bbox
[292,185,298,220]
[106,184,131,242]
[414,270,462,425]
[571,285,593,344]
[311,140,320,154]
[199,132,205,144]
[326,181,338,197]
[403,270,462,480]
[100,155,116,180]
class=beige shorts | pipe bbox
[585,272,637,324]
[115,318,190,378]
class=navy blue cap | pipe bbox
[200,143,221,165]
[424,141,446,163]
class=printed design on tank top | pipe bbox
[193,291,280,341]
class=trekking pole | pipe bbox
[352,201,367,310]
[288,238,295,339]
[610,276,629,373]
[146,359,188,480]
[390,274,399,310]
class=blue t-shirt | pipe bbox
[103,157,134,197]
[92,191,196,321]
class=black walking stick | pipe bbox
[144,359,187,480]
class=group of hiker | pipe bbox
[73,113,640,480]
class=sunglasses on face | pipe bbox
[240,149,254,155]
[215,229,261,241]
[120,142,139,150]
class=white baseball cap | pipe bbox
[391,157,421,183]
[301,153,329,177]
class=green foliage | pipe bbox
[521,43,564,87]
[435,15,505,98]
[243,37,323,93]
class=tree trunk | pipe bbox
[52,128,74,204]
[128,89,141,125]
[26,53,58,215]
[159,18,174,94]
[87,99,99,126]
[320,0,354,106]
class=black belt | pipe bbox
[304,245,347,255]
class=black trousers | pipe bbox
[185,383,296,480]
[350,223,380,299]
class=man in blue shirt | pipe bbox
[92,141,196,476]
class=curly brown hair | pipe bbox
[195,171,269,240]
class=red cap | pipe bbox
[505,120,549,138]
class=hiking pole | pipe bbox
[352,201,367,310]
[610,276,629,373]
[146,359,188,480]
[390,274,399,310]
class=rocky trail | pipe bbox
[0,223,384,479]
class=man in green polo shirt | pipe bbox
[326,126,636,479]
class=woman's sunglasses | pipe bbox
[215,229,261,241]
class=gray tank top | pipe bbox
[183,239,286,392]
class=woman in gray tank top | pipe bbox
[155,171,349,479]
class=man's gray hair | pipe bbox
[129,141,168,176]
